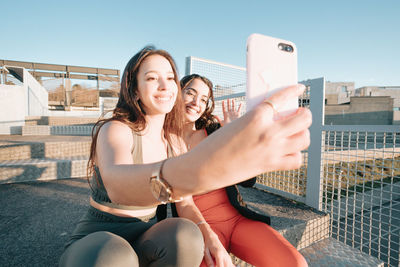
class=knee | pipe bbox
[60,231,138,267]
[159,218,204,265]
[173,218,204,250]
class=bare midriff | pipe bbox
[90,197,157,218]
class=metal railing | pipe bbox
[321,127,399,267]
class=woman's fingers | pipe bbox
[276,129,310,157]
[204,248,215,267]
[222,100,227,114]
[269,84,305,110]
[279,152,303,170]
[236,102,242,114]
[277,107,312,137]
[221,99,242,125]
[214,253,223,267]
[288,129,311,152]
[257,84,305,114]
[214,251,233,267]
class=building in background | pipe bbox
[356,86,400,124]
[325,82,356,105]
[324,84,399,125]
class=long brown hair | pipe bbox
[180,74,218,130]
[88,46,185,184]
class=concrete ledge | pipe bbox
[300,237,384,267]
[0,140,91,161]
[25,116,98,126]
[0,157,88,184]
[0,125,22,135]
[22,125,93,136]
[22,125,50,135]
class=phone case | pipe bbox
[246,33,298,115]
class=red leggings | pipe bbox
[193,189,307,267]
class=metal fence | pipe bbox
[185,56,247,119]
[187,56,400,266]
[322,127,400,267]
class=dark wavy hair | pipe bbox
[180,74,219,130]
[88,45,185,184]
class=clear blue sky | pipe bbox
[1,0,399,88]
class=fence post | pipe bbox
[185,56,192,75]
[302,77,325,210]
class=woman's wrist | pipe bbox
[196,221,217,239]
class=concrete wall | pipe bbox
[325,82,355,105]
[47,109,101,118]
[0,67,49,134]
[0,85,25,134]
[99,97,118,118]
[23,68,48,116]
[393,110,400,125]
[356,86,400,108]
[325,96,394,125]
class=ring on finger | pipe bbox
[264,99,278,113]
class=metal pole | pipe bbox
[185,56,192,76]
[303,77,326,210]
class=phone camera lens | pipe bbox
[278,43,293,53]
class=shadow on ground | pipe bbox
[0,178,89,267]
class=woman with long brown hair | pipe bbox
[59,46,312,267]
[60,46,204,267]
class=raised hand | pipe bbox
[219,99,242,126]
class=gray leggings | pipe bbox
[59,207,204,267]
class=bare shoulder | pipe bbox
[100,120,132,135]
[98,120,134,148]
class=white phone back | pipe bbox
[246,33,298,114]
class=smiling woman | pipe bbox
[137,55,178,116]
[59,46,204,267]
[58,45,312,267]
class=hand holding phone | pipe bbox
[246,33,298,116]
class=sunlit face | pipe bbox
[182,78,210,123]
[136,55,178,115]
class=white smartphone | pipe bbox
[246,33,298,115]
